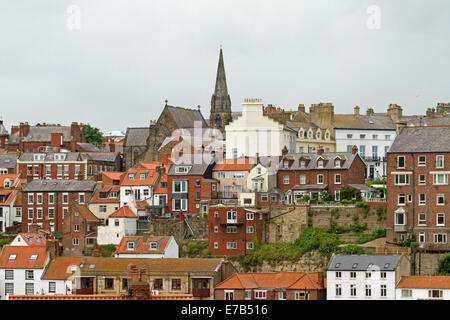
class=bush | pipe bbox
[340,244,367,255]
[98,244,117,257]
[436,253,450,275]
[320,191,332,202]
[356,227,386,244]
[340,187,361,201]
[52,231,63,240]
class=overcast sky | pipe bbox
[1,0,449,132]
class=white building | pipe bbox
[0,246,50,299]
[326,254,410,300]
[120,167,158,207]
[40,257,84,295]
[97,205,138,245]
[225,98,296,158]
[396,276,450,300]
[114,235,179,258]
[334,107,397,180]
[0,174,23,231]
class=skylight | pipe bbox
[384,263,390,269]
[30,254,38,260]
[89,264,95,270]
[8,254,17,261]
[352,263,358,269]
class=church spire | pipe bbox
[210,48,232,132]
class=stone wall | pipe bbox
[310,205,386,231]
[265,206,308,243]
[148,216,208,243]
[413,252,443,276]
[231,251,329,273]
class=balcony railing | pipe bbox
[394,225,407,232]
[192,288,210,297]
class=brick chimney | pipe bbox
[11,125,19,135]
[351,145,358,155]
[354,105,360,116]
[46,238,59,261]
[317,264,324,288]
[128,265,150,300]
[28,223,40,234]
[298,104,305,113]
[19,122,30,138]
[51,133,63,151]
[426,108,435,117]
[366,108,375,116]
[281,146,288,157]
[317,147,324,155]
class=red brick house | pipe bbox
[386,127,450,250]
[277,147,366,204]
[167,157,217,218]
[21,180,97,233]
[17,152,88,181]
[62,204,99,255]
[208,206,267,256]
[215,272,326,300]
[7,122,86,153]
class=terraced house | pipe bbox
[277,147,366,204]
[386,127,450,250]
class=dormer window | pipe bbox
[140,173,147,180]
[33,154,45,161]
[54,153,67,161]
[318,160,324,168]
[30,254,38,261]
[128,173,136,180]
[4,179,11,188]
[283,161,289,169]
[300,160,306,169]
[334,159,341,168]
[175,166,191,174]
[8,254,17,261]
[149,242,158,250]
[127,242,135,250]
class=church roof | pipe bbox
[165,105,208,128]
[124,127,150,147]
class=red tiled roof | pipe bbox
[74,204,99,223]
[153,165,170,194]
[135,200,148,211]
[16,232,48,246]
[397,276,450,289]
[0,174,19,186]
[109,206,137,218]
[215,272,326,290]
[42,257,84,280]
[101,171,124,182]
[89,186,120,204]
[120,169,158,186]
[115,236,172,255]
[213,158,256,171]
[0,246,48,269]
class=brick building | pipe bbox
[386,127,450,250]
[215,272,326,300]
[0,154,17,174]
[167,157,217,218]
[21,180,97,233]
[17,152,87,181]
[62,204,99,256]
[208,206,267,256]
[277,147,366,204]
[7,122,86,153]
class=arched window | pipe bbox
[133,150,139,164]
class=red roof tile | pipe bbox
[74,204,99,222]
[89,186,120,204]
[115,236,172,255]
[0,246,48,269]
[213,158,256,171]
[120,169,158,186]
[109,206,137,218]
[397,276,450,289]
[42,257,84,280]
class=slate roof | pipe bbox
[168,157,215,176]
[334,114,396,130]
[0,121,8,136]
[19,152,82,162]
[293,184,328,190]
[388,127,450,153]
[279,152,359,170]
[77,142,101,152]
[22,126,72,142]
[22,180,97,192]
[124,127,150,147]
[327,255,402,271]
[0,154,17,169]
[82,152,119,163]
[165,105,208,128]
[8,132,19,144]
[401,116,450,127]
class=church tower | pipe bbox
[210,48,232,132]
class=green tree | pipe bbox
[436,253,450,275]
[83,124,104,147]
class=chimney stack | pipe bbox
[351,145,358,155]
[317,147,324,155]
[281,146,288,157]
[109,143,116,153]
[298,104,305,113]
[366,108,374,116]
[354,105,360,116]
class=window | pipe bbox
[437,194,445,206]
[278,290,286,300]
[418,213,427,226]
[114,219,119,227]
[428,290,443,299]
[433,174,448,185]
[418,156,426,166]
[175,166,191,174]
[25,283,34,295]
[217,172,228,179]
[317,160,324,168]
[36,208,43,220]
[398,194,406,205]
[394,174,410,185]
[57,165,62,176]
[334,174,341,184]
[127,241,135,250]
[360,145,366,158]
[79,193,85,204]
[105,278,114,290]
[365,272,372,279]
[407,194,412,203]
[380,285,387,297]
[173,180,188,193]
[62,193,69,204]
[350,272,356,278]
[5,270,14,280]
[402,289,412,298]
[25,270,34,280]
[48,208,55,219]
[347,134,353,139]
[15,207,22,217]
[73,224,80,232]
[299,174,306,184]
[246,226,254,234]
[196,191,200,201]
[63,207,68,218]
[28,194,34,205]
[396,211,406,225]
[334,159,341,168]
[385,135,390,140]
[365,285,372,297]
[317,174,324,184]
[246,213,254,220]
[300,160,306,169]
[173,199,187,211]
[380,272,386,279]
[254,290,267,299]
[283,175,289,184]
[214,242,218,249]
[225,290,234,300]
[246,242,254,250]
[434,234,447,243]
[335,284,342,297]
[5,283,14,295]
[122,278,129,290]
[8,254,16,261]
[419,194,426,205]
[226,242,237,249]
[372,134,378,140]
[232,148,238,159]
[245,290,252,300]
[397,156,405,168]
[436,155,444,168]
[171,278,181,290]
[437,214,445,226]
[214,226,218,233]
[261,194,268,202]
[99,205,107,213]
[419,174,426,185]
[372,145,378,158]
[149,242,158,250]
[335,271,341,279]
[28,208,33,220]
[233,172,245,179]
[72,238,79,246]
[350,285,356,297]
[75,165,81,176]
[49,282,56,293]
[226,226,237,233]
